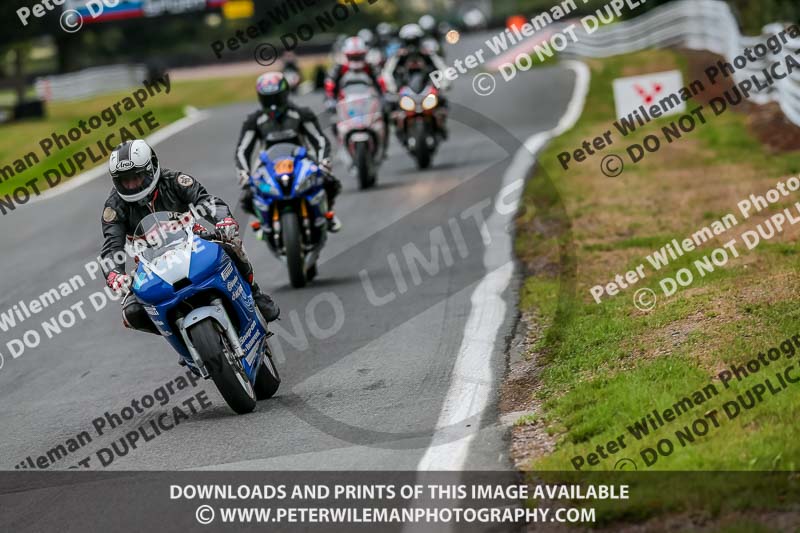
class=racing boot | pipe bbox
[322,177,343,233]
[251,282,280,322]
[325,211,342,233]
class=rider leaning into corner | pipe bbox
[234,72,343,232]
[100,139,281,338]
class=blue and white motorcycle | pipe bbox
[131,212,280,415]
[249,142,329,288]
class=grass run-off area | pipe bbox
[0,74,301,200]
[515,49,800,523]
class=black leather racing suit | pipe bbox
[234,104,341,216]
[100,169,274,335]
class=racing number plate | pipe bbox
[274,160,294,175]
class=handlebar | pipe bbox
[193,228,218,241]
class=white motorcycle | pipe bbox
[335,81,386,190]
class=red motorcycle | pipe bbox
[394,72,447,169]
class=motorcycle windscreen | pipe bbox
[132,211,193,285]
[264,142,301,161]
[338,85,378,122]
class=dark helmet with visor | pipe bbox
[256,72,291,119]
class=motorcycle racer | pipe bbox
[325,36,390,155]
[383,23,450,140]
[235,72,342,232]
[325,37,386,109]
[100,139,280,337]
[383,24,450,95]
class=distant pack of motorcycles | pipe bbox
[327,24,450,180]
[249,23,452,291]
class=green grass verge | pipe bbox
[515,49,800,523]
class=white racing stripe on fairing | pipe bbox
[416,61,590,471]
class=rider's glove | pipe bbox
[215,217,240,241]
[237,169,250,188]
[320,158,333,175]
[106,271,131,294]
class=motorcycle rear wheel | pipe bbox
[188,319,256,415]
[356,142,375,189]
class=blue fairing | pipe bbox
[132,237,267,382]
[189,239,225,282]
[250,147,324,223]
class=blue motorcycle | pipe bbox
[249,142,329,288]
[131,212,281,415]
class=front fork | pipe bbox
[262,192,328,254]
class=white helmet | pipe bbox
[419,15,437,34]
[342,36,369,70]
[399,23,425,44]
[357,28,375,47]
[109,139,161,203]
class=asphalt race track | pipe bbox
[0,36,576,472]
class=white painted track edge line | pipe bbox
[415,60,591,471]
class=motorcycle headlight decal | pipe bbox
[400,96,416,112]
[422,93,439,110]
[274,159,294,174]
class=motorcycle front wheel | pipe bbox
[254,343,281,401]
[413,122,432,169]
[188,319,256,415]
[281,211,307,288]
